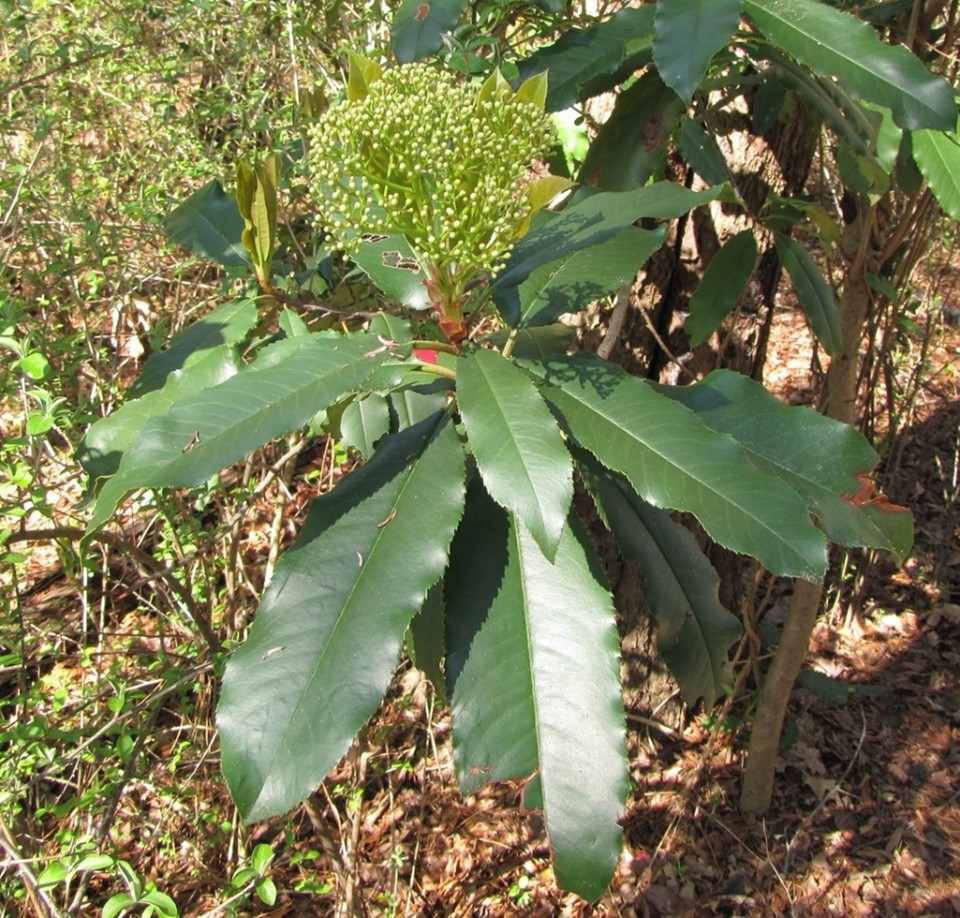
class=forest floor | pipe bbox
[8,292,959,917]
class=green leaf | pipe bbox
[457,348,573,559]
[743,0,957,131]
[75,854,116,872]
[350,234,431,311]
[340,394,391,459]
[131,297,258,398]
[86,332,391,534]
[686,229,758,346]
[163,180,248,267]
[912,120,960,221]
[447,493,627,901]
[578,69,685,190]
[588,469,740,707]
[218,412,466,821]
[655,369,913,559]
[140,891,179,918]
[496,183,723,289]
[516,70,549,109]
[101,893,136,918]
[678,118,729,185]
[392,0,467,63]
[516,7,656,111]
[251,843,274,875]
[408,582,446,699]
[346,50,383,101]
[516,227,665,328]
[653,0,743,104]
[528,353,827,579]
[775,233,842,356]
[78,338,243,483]
[37,862,70,889]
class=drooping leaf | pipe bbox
[578,69,685,190]
[218,412,466,821]
[163,180,248,267]
[515,6,656,111]
[588,467,740,707]
[447,493,627,902]
[350,234,431,311]
[496,183,724,289]
[653,0,743,104]
[513,226,665,328]
[408,582,446,700]
[392,0,467,63]
[775,233,842,356]
[655,369,914,559]
[686,230,758,346]
[340,394,391,458]
[78,341,243,483]
[131,297,259,398]
[457,348,573,559]
[912,121,960,221]
[527,352,827,579]
[86,332,395,534]
[743,0,957,131]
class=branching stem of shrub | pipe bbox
[7,527,222,653]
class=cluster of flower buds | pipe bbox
[308,56,565,341]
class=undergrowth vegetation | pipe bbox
[1,0,958,913]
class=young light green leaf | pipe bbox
[447,493,627,902]
[653,0,743,104]
[686,229,758,346]
[588,467,740,707]
[516,70,549,109]
[457,348,573,559]
[218,412,466,821]
[744,0,956,131]
[346,50,383,101]
[775,233,842,356]
[528,353,827,579]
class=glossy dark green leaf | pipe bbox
[219,412,465,821]
[408,582,446,700]
[457,348,572,558]
[775,233,842,356]
[340,394,391,458]
[653,0,743,104]
[163,180,248,267]
[686,230,758,346]
[528,353,827,579]
[589,469,740,707]
[579,70,685,190]
[496,183,723,290]
[678,118,729,185]
[517,227,665,327]
[392,0,467,63]
[744,0,956,131]
[350,234,430,311]
[655,369,913,559]
[912,120,960,221]
[516,7,655,111]
[86,332,391,533]
[131,297,258,398]
[447,497,627,901]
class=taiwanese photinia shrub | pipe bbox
[75,12,950,894]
